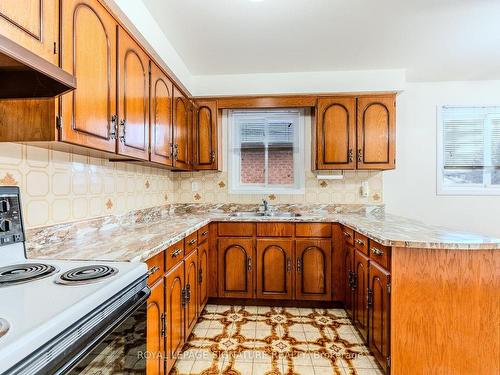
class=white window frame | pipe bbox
[228,109,305,195]
[437,105,500,196]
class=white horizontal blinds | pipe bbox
[240,120,266,146]
[268,121,294,146]
[491,117,500,167]
[442,106,485,169]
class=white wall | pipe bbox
[384,80,500,237]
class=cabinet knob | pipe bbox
[247,257,252,272]
[286,257,292,272]
[355,239,365,246]
[109,115,118,140]
[296,258,302,273]
[119,119,126,143]
[188,238,197,246]
[348,149,353,163]
[343,232,351,238]
[357,148,363,162]
[371,247,384,256]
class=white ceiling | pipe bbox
[142,0,500,82]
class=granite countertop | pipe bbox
[25,205,500,263]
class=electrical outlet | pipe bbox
[360,181,369,198]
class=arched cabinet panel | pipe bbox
[194,100,218,170]
[184,250,198,337]
[117,27,149,160]
[344,244,355,318]
[316,97,356,170]
[150,63,173,166]
[173,87,190,170]
[146,278,165,375]
[61,0,117,152]
[198,241,209,310]
[256,239,293,299]
[353,249,369,341]
[295,239,332,300]
[357,95,396,169]
[218,237,254,298]
[165,262,184,374]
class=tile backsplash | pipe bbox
[0,143,175,228]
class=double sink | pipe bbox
[228,211,302,218]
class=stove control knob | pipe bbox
[0,220,11,232]
[0,200,10,213]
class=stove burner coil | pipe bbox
[55,265,118,285]
[0,263,58,286]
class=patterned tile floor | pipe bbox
[172,305,383,375]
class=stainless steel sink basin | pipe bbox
[228,211,302,218]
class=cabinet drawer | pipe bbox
[166,240,184,271]
[257,223,294,237]
[369,239,391,270]
[198,225,210,244]
[295,223,332,238]
[218,222,255,237]
[145,250,164,286]
[354,232,369,255]
[185,231,198,255]
[342,226,354,245]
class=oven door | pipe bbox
[66,297,148,374]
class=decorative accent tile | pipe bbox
[194,193,201,201]
[320,181,328,188]
[173,305,383,375]
[0,172,18,185]
[105,198,113,210]
[145,179,150,189]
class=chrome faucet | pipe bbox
[262,199,270,215]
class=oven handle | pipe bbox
[55,285,151,375]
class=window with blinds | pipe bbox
[438,106,500,194]
[228,109,305,194]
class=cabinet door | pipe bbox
[316,97,356,170]
[117,28,150,160]
[172,87,190,170]
[147,278,165,375]
[218,238,254,298]
[194,100,218,170]
[357,95,396,170]
[165,262,184,374]
[295,239,332,301]
[184,250,198,337]
[353,249,369,341]
[198,241,209,311]
[60,0,117,152]
[344,244,354,319]
[150,63,173,166]
[0,0,58,64]
[369,261,390,373]
[256,239,293,300]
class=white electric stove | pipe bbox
[0,187,150,375]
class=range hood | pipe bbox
[0,34,76,99]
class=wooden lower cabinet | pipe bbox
[165,262,185,374]
[295,239,332,301]
[147,278,165,375]
[344,244,354,318]
[184,250,198,337]
[218,237,254,298]
[369,261,391,373]
[353,249,369,341]
[198,242,209,310]
[256,239,293,299]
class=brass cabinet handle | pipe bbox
[348,149,353,163]
[357,148,363,162]
[371,247,384,256]
[147,265,160,277]
[355,239,365,246]
[109,114,118,139]
[173,144,179,160]
[201,230,209,236]
[247,257,252,272]
[343,232,351,238]
[119,119,126,143]
[198,268,203,284]
[210,151,216,163]
[160,312,166,337]
[296,258,302,273]
[171,249,182,258]
[188,238,197,246]
[286,257,292,272]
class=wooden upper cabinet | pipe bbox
[218,238,254,298]
[0,0,58,64]
[315,97,356,170]
[172,87,190,170]
[353,249,369,341]
[194,100,218,170]
[150,63,174,166]
[165,262,185,374]
[256,239,293,300]
[117,28,150,160]
[295,239,332,301]
[357,95,396,170]
[60,0,117,153]
[369,261,391,374]
[146,278,165,375]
